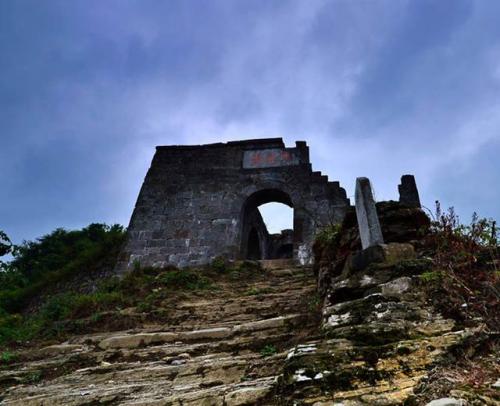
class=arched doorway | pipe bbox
[247,228,261,260]
[240,188,297,260]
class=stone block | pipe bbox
[355,177,384,249]
[398,174,421,208]
[98,332,178,349]
[426,398,466,406]
[349,243,415,272]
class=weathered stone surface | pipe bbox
[38,344,83,356]
[178,327,232,341]
[1,263,318,405]
[380,276,412,298]
[355,177,384,249]
[399,174,421,208]
[426,398,466,406]
[258,259,295,270]
[277,208,479,405]
[116,138,350,272]
[315,202,430,297]
[348,242,415,272]
[2,255,492,406]
[99,331,178,349]
[224,385,272,405]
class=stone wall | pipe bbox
[268,229,294,259]
[116,138,350,273]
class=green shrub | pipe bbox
[136,291,166,312]
[315,224,341,246]
[0,350,16,364]
[158,269,212,290]
[0,224,126,314]
[211,256,227,273]
[260,344,277,357]
[23,371,42,384]
[394,258,433,275]
[419,270,443,283]
[421,202,500,330]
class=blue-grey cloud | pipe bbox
[1,0,499,244]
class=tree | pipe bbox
[0,230,12,258]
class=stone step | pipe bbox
[95,314,304,350]
[258,259,296,270]
[1,265,320,405]
[2,374,277,405]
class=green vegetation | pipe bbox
[260,344,277,357]
[0,224,129,345]
[393,258,433,275]
[1,350,16,364]
[307,292,322,313]
[209,257,262,277]
[158,269,212,290]
[0,230,12,259]
[23,370,42,384]
[419,270,443,283]
[421,202,499,330]
[244,287,273,296]
[315,224,341,246]
[0,263,225,345]
[0,224,126,313]
[210,256,227,273]
[0,225,264,347]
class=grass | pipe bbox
[244,287,273,296]
[23,371,42,384]
[1,350,16,364]
[306,292,322,313]
[0,261,263,347]
[418,204,500,330]
[260,344,278,357]
[315,224,341,246]
[419,270,443,283]
[0,224,126,314]
[158,269,213,290]
[0,225,256,348]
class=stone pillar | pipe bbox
[355,177,384,250]
[398,175,421,208]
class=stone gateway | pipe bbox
[115,138,350,273]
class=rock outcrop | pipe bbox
[1,262,319,405]
[2,203,498,405]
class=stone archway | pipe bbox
[116,138,350,273]
[239,188,306,261]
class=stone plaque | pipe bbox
[243,148,300,169]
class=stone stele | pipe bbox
[355,177,384,250]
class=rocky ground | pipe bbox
[1,203,498,405]
[0,260,321,405]
[275,244,498,405]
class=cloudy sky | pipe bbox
[1,0,500,242]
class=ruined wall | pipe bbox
[268,229,294,259]
[116,138,349,273]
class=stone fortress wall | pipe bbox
[116,138,350,273]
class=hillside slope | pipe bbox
[1,261,320,405]
[1,204,498,405]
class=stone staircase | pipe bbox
[1,262,319,405]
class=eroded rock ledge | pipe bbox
[272,203,498,405]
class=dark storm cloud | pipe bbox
[1,0,499,244]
